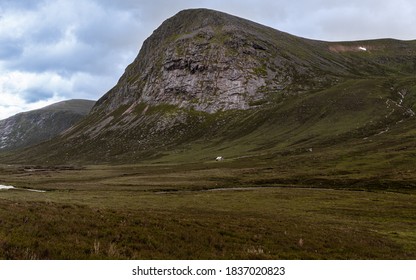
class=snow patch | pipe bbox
[0,185,15,190]
[358,46,367,51]
[0,184,46,192]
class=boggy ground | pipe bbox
[0,161,415,260]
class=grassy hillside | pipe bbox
[5,76,415,182]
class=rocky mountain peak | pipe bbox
[94,9,332,114]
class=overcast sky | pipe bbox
[1,0,415,120]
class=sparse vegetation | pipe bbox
[0,163,415,259]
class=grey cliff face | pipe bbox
[139,26,270,113]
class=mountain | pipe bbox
[0,99,95,151]
[1,8,416,169]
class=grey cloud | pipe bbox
[277,0,416,41]
[0,0,43,10]
[30,25,64,45]
[75,8,142,49]
[2,1,142,76]
[7,40,118,76]
[0,40,23,59]
[22,88,55,103]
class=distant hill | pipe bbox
[0,99,95,151]
[1,8,416,172]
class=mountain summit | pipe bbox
[93,9,372,114]
[2,9,416,164]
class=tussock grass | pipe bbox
[0,163,415,259]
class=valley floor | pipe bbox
[0,162,415,259]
